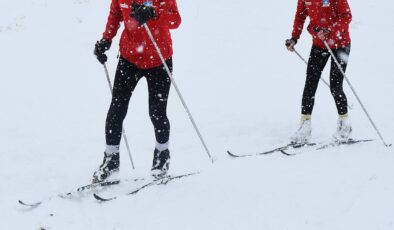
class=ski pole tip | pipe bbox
[210,157,217,164]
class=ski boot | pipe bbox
[92,152,119,183]
[151,148,170,178]
[290,115,312,145]
[333,114,352,143]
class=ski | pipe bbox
[316,138,375,150]
[93,172,199,202]
[281,138,375,155]
[227,142,317,158]
[18,177,145,208]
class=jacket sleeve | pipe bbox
[328,0,352,38]
[291,0,308,40]
[151,0,181,29]
[102,0,123,41]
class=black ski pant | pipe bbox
[301,45,350,115]
[105,56,172,146]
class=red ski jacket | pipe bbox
[291,0,352,49]
[102,0,181,69]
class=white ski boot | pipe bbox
[290,115,312,144]
[333,114,352,143]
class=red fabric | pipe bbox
[291,0,352,49]
[103,0,181,69]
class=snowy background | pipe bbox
[1,0,393,229]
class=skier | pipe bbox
[285,0,352,144]
[92,0,181,183]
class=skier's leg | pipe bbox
[302,46,330,115]
[105,57,141,146]
[93,57,141,183]
[330,45,352,141]
[146,58,172,177]
[330,45,350,115]
[291,46,330,144]
[146,58,172,146]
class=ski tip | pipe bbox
[226,151,239,158]
[18,200,27,205]
[18,200,41,208]
[93,193,114,202]
[280,150,296,156]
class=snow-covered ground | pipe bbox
[1,0,393,229]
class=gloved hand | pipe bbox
[130,3,156,25]
[317,29,331,41]
[285,38,297,51]
[313,27,331,41]
[94,38,111,64]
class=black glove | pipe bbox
[285,38,297,51]
[94,39,111,64]
[130,3,156,25]
[285,38,297,48]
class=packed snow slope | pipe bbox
[1,0,393,229]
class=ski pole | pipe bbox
[323,41,391,147]
[143,23,214,163]
[293,48,352,110]
[103,63,136,169]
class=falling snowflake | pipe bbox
[136,45,144,53]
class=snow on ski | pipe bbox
[93,172,199,202]
[18,177,145,208]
